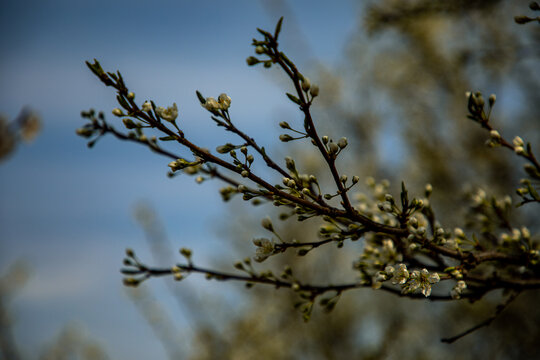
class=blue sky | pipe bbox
[0,0,359,358]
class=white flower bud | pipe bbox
[514,146,525,155]
[142,101,152,112]
[337,137,348,149]
[513,136,524,147]
[328,142,339,155]
[310,84,319,97]
[454,228,465,238]
[490,130,501,140]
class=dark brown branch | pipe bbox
[441,291,520,343]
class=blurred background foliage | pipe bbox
[2,0,539,359]
[181,1,540,359]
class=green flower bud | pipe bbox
[279,134,294,142]
[301,77,311,91]
[261,217,273,231]
[246,56,259,66]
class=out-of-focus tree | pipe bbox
[0,109,40,161]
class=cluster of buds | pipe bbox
[168,158,200,172]
[513,136,526,155]
[450,280,467,299]
[198,92,232,113]
[466,91,496,123]
[299,76,319,98]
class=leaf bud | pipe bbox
[122,118,136,129]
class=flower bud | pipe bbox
[328,142,339,155]
[337,137,348,149]
[301,77,311,91]
[310,85,319,97]
[488,94,496,106]
[255,46,265,54]
[513,136,524,147]
[261,217,273,231]
[490,130,501,141]
[127,92,135,100]
[285,156,295,171]
[112,108,123,117]
[279,134,294,142]
[142,101,152,112]
[246,56,259,66]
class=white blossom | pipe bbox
[156,103,178,122]
[142,101,152,112]
[392,264,409,285]
[253,238,275,262]
[218,93,232,110]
